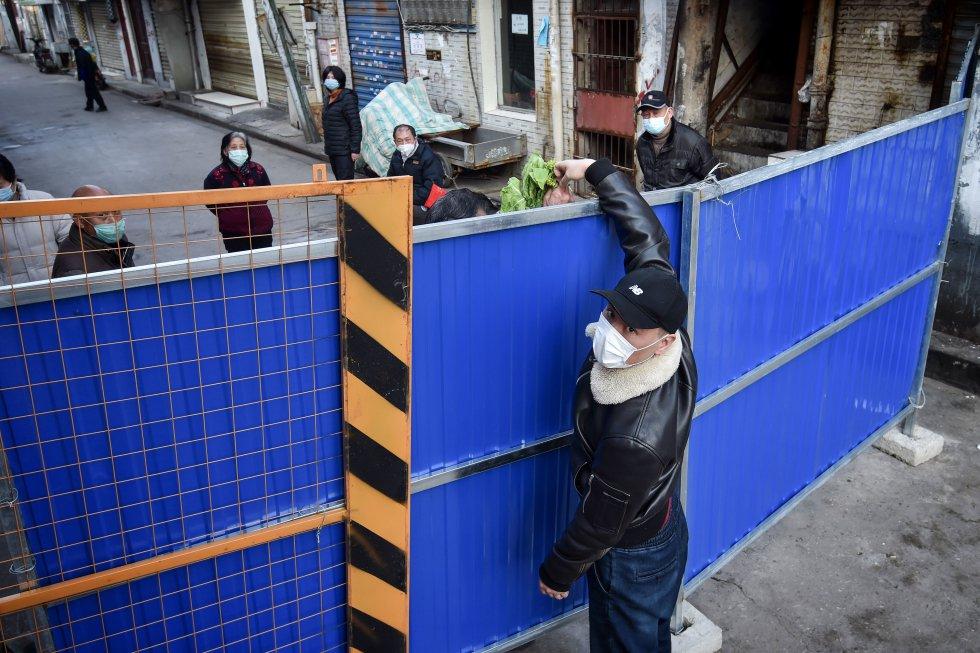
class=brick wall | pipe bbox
[826,0,945,143]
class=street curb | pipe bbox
[160,100,325,162]
[926,331,980,394]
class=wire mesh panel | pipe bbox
[0,180,383,651]
[36,525,346,653]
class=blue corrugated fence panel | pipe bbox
[44,524,346,653]
[0,259,343,587]
[411,202,682,476]
[685,278,932,581]
[411,448,586,652]
[693,112,963,397]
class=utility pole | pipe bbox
[259,0,320,143]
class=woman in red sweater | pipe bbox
[203,132,274,253]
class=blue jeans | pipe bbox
[587,499,689,653]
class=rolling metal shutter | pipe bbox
[89,0,126,74]
[67,1,89,41]
[344,0,406,109]
[198,0,256,98]
[256,0,307,109]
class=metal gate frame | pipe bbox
[0,172,413,652]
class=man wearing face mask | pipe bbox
[635,90,720,191]
[52,186,135,278]
[386,124,444,223]
[538,157,697,652]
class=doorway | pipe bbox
[126,0,155,80]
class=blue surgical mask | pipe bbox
[643,116,668,136]
[228,149,249,167]
[0,185,12,202]
[324,78,340,91]
[92,218,125,244]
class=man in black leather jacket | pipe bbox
[635,90,719,190]
[538,158,698,652]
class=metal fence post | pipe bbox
[339,180,414,651]
[902,94,976,436]
[671,188,701,634]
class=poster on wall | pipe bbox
[409,32,425,55]
[511,14,528,35]
[317,37,340,70]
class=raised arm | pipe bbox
[556,158,673,275]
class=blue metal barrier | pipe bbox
[0,99,968,651]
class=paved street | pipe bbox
[528,377,979,652]
[0,55,334,266]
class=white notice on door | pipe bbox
[409,32,425,55]
[511,14,529,35]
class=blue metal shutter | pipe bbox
[344,0,407,109]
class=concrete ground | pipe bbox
[525,377,979,652]
[0,54,334,266]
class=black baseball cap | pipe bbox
[592,267,687,332]
[636,90,669,112]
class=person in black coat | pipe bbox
[387,124,444,220]
[320,66,361,181]
[635,90,721,191]
[69,38,106,112]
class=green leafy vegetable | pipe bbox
[499,154,558,212]
[500,177,527,212]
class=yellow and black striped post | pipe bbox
[338,179,413,652]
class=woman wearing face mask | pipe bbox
[0,154,72,286]
[320,66,361,181]
[538,158,697,652]
[203,132,274,253]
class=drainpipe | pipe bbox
[805,0,836,149]
[548,0,564,160]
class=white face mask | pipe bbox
[643,115,668,136]
[397,142,417,158]
[592,313,669,369]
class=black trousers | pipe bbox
[83,77,106,110]
[221,231,273,253]
[328,154,355,181]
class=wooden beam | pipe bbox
[787,0,819,149]
[0,508,346,615]
[706,0,731,106]
[930,0,959,109]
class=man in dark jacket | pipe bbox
[53,185,134,278]
[69,38,106,113]
[538,158,697,652]
[320,66,361,180]
[387,124,444,219]
[635,90,718,190]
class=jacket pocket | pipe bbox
[583,475,630,535]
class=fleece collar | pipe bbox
[585,322,683,405]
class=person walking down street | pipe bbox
[70,38,106,112]
[52,185,134,278]
[0,154,72,286]
[320,66,361,181]
[537,158,697,653]
[635,90,720,191]
[387,124,444,223]
[203,132,274,253]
